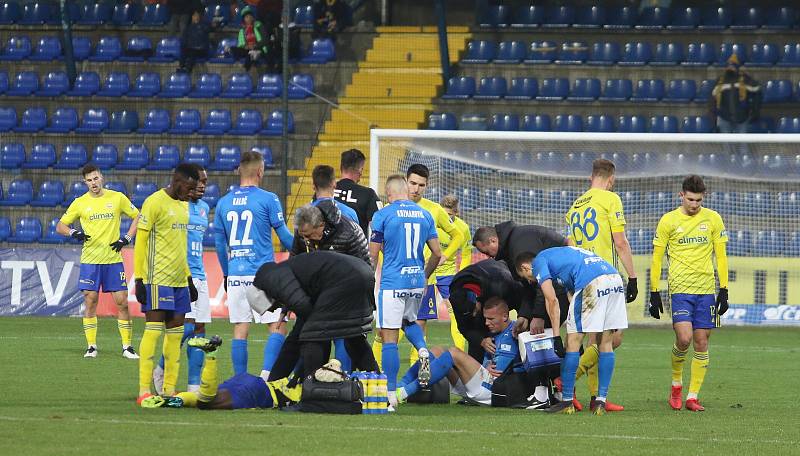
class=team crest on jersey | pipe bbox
[200,209,206,217]
[698,223,708,231]
[106,203,113,209]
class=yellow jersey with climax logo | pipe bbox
[565,188,626,270]
[137,189,190,287]
[60,189,139,264]
[653,207,728,295]
[430,215,472,279]
[418,198,466,283]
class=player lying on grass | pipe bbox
[141,336,301,410]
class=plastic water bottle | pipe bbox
[366,372,379,415]
[376,373,388,414]
[353,372,369,414]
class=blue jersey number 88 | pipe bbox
[570,207,599,245]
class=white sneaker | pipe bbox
[152,364,165,396]
[260,370,271,383]
[417,348,431,388]
[122,346,140,359]
[84,346,97,358]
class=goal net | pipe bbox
[370,129,800,327]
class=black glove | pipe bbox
[135,279,147,305]
[649,291,663,319]
[552,336,566,358]
[625,277,638,303]
[109,235,131,252]
[70,229,91,243]
[223,276,228,293]
[716,288,729,316]
[188,276,198,302]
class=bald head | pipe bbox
[385,174,408,202]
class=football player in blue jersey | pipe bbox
[214,151,294,380]
[369,174,442,408]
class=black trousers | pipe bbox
[179,48,209,73]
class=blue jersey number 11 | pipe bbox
[404,222,421,259]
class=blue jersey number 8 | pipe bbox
[570,207,599,245]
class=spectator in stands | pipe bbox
[709,54,762,133]
[313,0,350,42]
[226,7,270,71]
[178,9,218,74]
[168,0,202,37]
[261,0,282,34]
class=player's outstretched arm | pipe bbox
[424,238,443,279]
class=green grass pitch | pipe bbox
[1,317,798,455]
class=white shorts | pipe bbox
[451,365,493,406]
[376,288,424,329]
[186,278,211,323]
[227,275,283,324]
[566,274,629,334]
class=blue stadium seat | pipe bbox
[776,117,800,133]
[170,109,201,134]
[636,7,669,29]
[252,145,275,168]
[683,42,716,66]
[261,110,294,135]
[458,114,486,131]
[694,79,715,103]
[92,144,117,169]
[645,191,677,214]
[8,217,42,243]
[230,109,262,135]
[36,71,68,97]
[462,40,495,63]
[574,5,604,28]
[71,36,91,61]
[209,145,241,171]
[668,7,700,30]
[159,72,191,98]
[139,3,169,26]
[1,143,25,168]
[117,144,149,170]
[568,78,600,101]
[604,6,636,29]
[301,38,335,63]
[521,114,551,132]
[183,145,211,167]
[150,37,181,62]
[600,79,632,101]
[681,116,712,133]
[30,36,61,61]
[14,107,46,133]
[0,71,7,94]
[0,179,33,206]
[554,115,583,132]
[725,230,750,256]
[118,36,152,62]
[776,192,799,216]
[40,217,65,244]
[7,71,39,96]
[22,143,55,169]
[543,5,574,28]
[631,79,665,102]
[732,7,763,29]
[717,43,746,66]
[108,110,139,133]
[699,6,732,30]
[474,77,506,100]
[778,44,800,67]
[128,72,160,97]
[202,183,220,209]
[66,71,100,96]
[510,189,544,212]
[747,44,778,67]
[511,5,544,27]
[763,6,796,29]
[752,117,776,133]
[79,2,110,25]
[649,115,679,133]
[506,77,537,100]
[139,109,170,134]
[189,73,222,98]
[63,180,88,206]
[619,42,651,66]
[479,188,508,211]
[252,74,281,98]
[112,2,138,25]
[221,73,252,98]
[97,72,130,97]
[555,41,588,64]
[479,4,509,27]
[428,113,457,130]
[30,180,64,207]
[131,183,158,208]
[198,109,231,135]
[741,191,772,215]
[494,40,526,63]
[55,144,88,169]
[630,228,655,255]
[665,79,696,102]
[288,73,314,99]
[536,78,569,100]
[89,37,122,62]
[75,108,109,134]
[19,1,50,24]
[0,107,16,131]
[544,190,579,213]
[210,38,237,63]
[293,4,313,27]
[651,42,683,66]
[525,40,557,64]
[0,1,21,24]
[146,145,180,170]
[587,42,620,65]
[752,230,785,257]
[759,154,789,177]
[764,80,793,103]
[489,114,519,131]
[442,76,475,99]
[620,191,643,214]
[118,217,132,240]
[585,115,615,132]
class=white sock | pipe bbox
[388,390,398,406]
[534,385,549,402]
[687,392,698,400]
[595,395,606,402]
[187,384,200,393]
[260,370,270,382]
[397,387,408,401]
[672,381,682,387]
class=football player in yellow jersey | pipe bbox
[134,164,199,405]
[649,175,729,412]
[437,194,471,351]
[56,164,139,359]
[565,159,637,412]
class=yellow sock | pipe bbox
[199,356,219,403]
[409,346,418,366]
[176,391,198,408]
[117,319,132,348]
[671,344,689,385]
[82,317,98,347]
[162,325,184,396]
[688,351,709,399]
[576,344,598,381]
[372,333,383,366]
[138,322,164,395]
[448,308,466,351]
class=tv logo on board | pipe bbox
[764,305,800,321]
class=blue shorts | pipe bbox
[671,293,716,329]
[219,373,271,409]
[143,284,191,314]
[417,276,454,320]
[78,263,127,292]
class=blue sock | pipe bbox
[181,322,195,346]
[262,333,285,372]
[597,351,616,400]
[403,351,453,397]
[400,360,420,387]
[187,331,204,386]
[402,322,428,351]
[231,338,248,375]
[561,351,580,401]
[333,339,352,373]
[382,342,400,390]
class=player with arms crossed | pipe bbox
[565,158,637,412]
[57,164,139,359]
[370,174,442,408]
[649,175,729,412]
[515,246,628,415]
[214,150,294,380]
